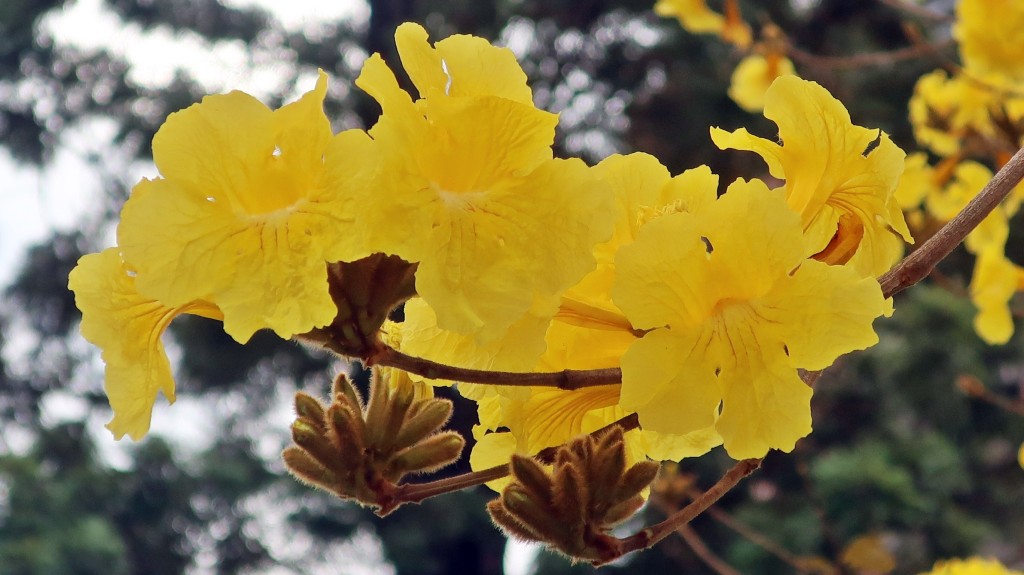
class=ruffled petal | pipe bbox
[119,72,363,342]
[395,22,534,104]
[68,248,222,440]
[754,259,886,370]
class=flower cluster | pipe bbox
[70,23,902,478]
[901,0,1024,344]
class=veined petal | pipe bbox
[119,72,364,342]
[620,328,721,436]
[68,248,222,441]
[754,259,886,370]
[521,386,622,451]
[395,22,534,104]
[419,96,557,194]
[716,349,813,459]
[613,211,711,329]
[415,157,611,339]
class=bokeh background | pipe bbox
[1,1,1022,573]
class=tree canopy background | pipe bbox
[0,1,1022,573]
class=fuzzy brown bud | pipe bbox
[486,428,657,563]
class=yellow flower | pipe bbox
[354,23,613,342]
[712,76,911,278]
[117,71,374,343]
[894,152,939,211]
[613,179,888,459]
[928,161,1008,255]
[654,0,752,48]
[956,0,1024,83]
[728,54,796,113]
[919,557,1024,575]
[460,155,724,483]
[908,70,997,157]
[969,247,1019,345]
[68,248,223,440]
[654,0,724,33]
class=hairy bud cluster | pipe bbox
[283,370,463,514]
[487,427,660,564]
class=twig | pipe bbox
[956,375,1024,416]
[676,524,744,575]
[370,344,622,389]
[877,0,952,22]
[612,458,763,558]
[692,490,822,574]
[388,414,641,506]
[788,38,953,71]
[879,146,1024,299]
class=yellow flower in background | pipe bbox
[909,70,998,158]
[728,54,796,113]
[117,71,375,343]
[654,0,724,33]
[928,161,1009,255]
[613,179,888,459]
[654,0,751,48]
[919,557,1024,575]
[968,248,1019,345]
[956,0,1024,84]
[355,23,613,343]
[712,76,911,278]
[68,248,223,440]
[1019,443,1024,469]
[894,152,940,212]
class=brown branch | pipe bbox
[387,414,641,507]
[879,146,1024,299]
[613,458,763,558]
[787,38,953,71]
[957,375,1024,417]
[370,344,622,389]
[676,524,744,575]
[693,491,822,573]
[877,0,952,22]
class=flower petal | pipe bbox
[68,248,221,440]
[395,22,534,104]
